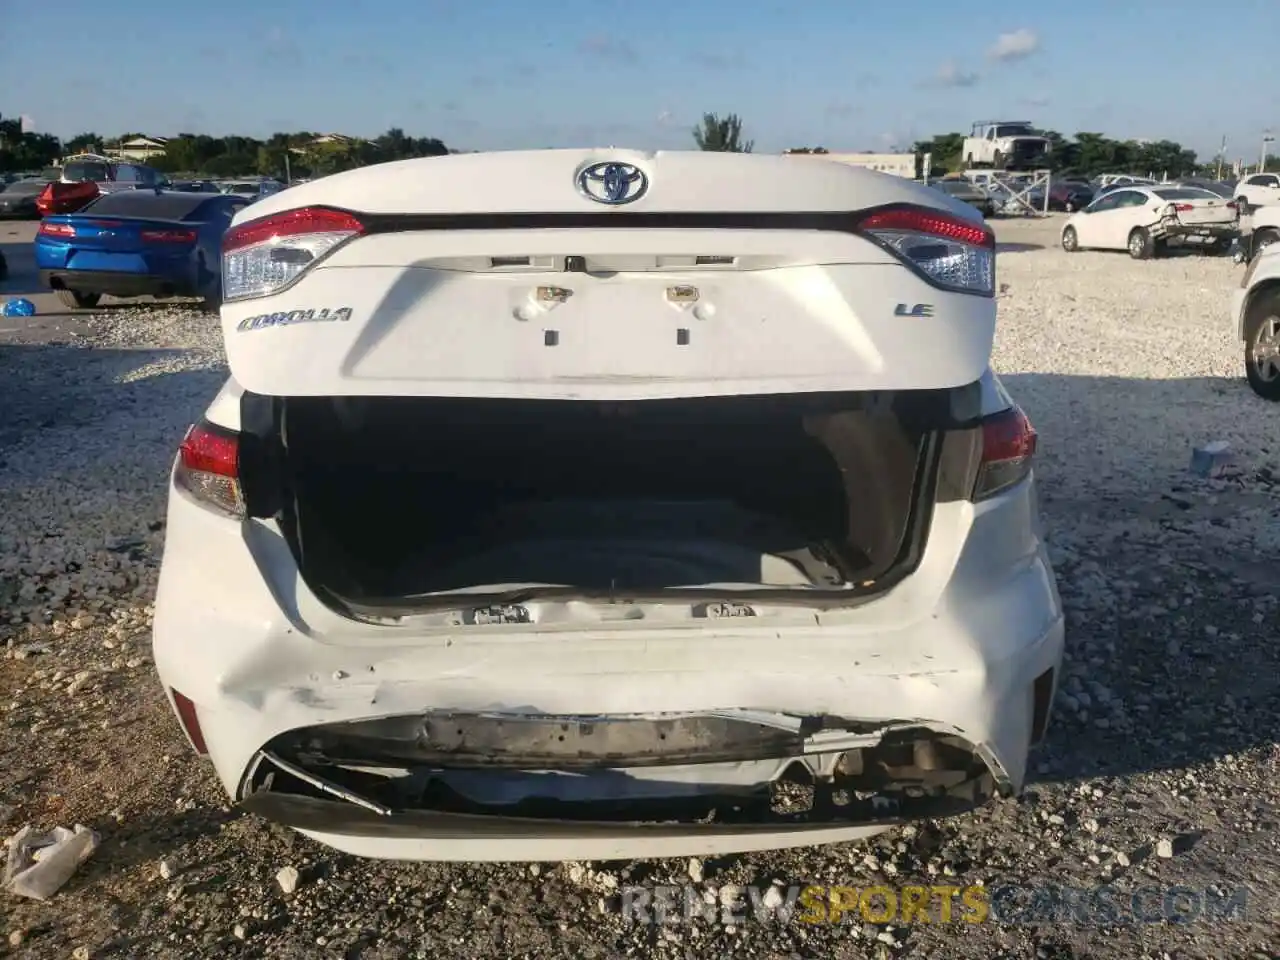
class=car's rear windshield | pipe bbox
[82,192,213,219]
[62,161,110,182]
[1152,188,1214,201]
[4,180,46,194]
[224,183,258,192]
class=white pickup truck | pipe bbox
[962,122,1051,171]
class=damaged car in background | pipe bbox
[152,149,1065,861]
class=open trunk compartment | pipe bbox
[238,386,984,616]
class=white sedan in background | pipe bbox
[1234,173,1280,210]
[1061,185,1239,259]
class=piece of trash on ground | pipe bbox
[1,298,35,318]
[1189,440,1234,478]
[3,824,100,900]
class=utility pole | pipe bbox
[1262,131,1274,174]
[1217,135,1226,180]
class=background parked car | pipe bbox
[0,178,46,218]
[929,178,996,216]
[216,179,284,202]
[36,154,170,216]
[1025,180,1095,212]
[1235,173,1280,211]
[1061,185,1238,259]
[169,180,224,194]
[35,189,249,310]
[1174,178,1234,199]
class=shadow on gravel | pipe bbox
[0,342,224,463]
[999,371,1280,790]
[996,242,1044,253]
[0,227,43,298]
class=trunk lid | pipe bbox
[219,150,998,401]
[1175,196,1236,227]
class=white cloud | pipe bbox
[988,28,1040,62]
[579,34,639,64]
[936,61,980,88]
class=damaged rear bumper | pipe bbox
[234,713,1018,860]
[155,486,1066,861]
[1153,218,1238,243]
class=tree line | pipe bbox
[6,107,1269,180]
[0,114,450,178]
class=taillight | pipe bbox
[36,184,55,216]
[974,405,1037,500]
[1226,201,1237,211]
[855,205,995,296]
[38,221,75,238]
[170,689,208,754]
[221,206,365,302]
[174,422,244,518]
[1174,203,1194,212]
[142,228,197,244]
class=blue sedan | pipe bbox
[35,190,249,310]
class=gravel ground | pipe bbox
[2,216,1279,959]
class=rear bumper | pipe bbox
[1154,219,1238,242]
[243,792,894,860]
[153,467,1066,861]
[41,268,200,298]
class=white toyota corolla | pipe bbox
[152,150,1064,862]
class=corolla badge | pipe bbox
[236,306,353,331]
[577,162,648,205]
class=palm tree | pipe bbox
[693,113,753,153]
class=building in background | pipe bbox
[112,136,170,161]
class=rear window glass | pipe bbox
[82,192,214,219]
[62,161,110,182]
[1152,188,1210,201]
[5,180,46,194]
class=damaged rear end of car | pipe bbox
[153,150,1064,860]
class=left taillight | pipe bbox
[170,689,208,754]
[221,205,365,302]
[174,422,244,518]
[973,405,1038,501]
[38,221,75,238]
[855,204,996,296]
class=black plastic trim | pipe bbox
[242,201,996,298]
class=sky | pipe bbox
[3,0,1278,162]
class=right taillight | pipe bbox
[142,228,197,244]
[856,204,995,296]
[221,205,365,302]
[974,405,1037,501]
[174,422,245,518]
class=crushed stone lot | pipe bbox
[1,215,1279,959]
